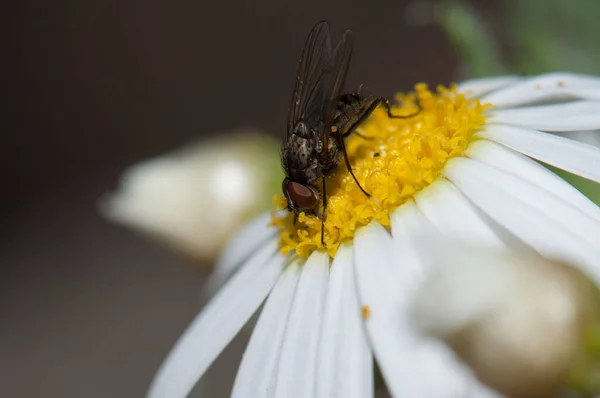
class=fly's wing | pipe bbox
[286,21,332,137]
[322,29,353,129]
[315,28,353,159]
[300,29,354,131]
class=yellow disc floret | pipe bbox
[272,83,490,258]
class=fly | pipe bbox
[281,21,420,243]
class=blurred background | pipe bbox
[2,0,599,397]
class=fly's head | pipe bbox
[282,177,320,215]
[281,133,323,216]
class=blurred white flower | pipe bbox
[100,130,282,262]
[148,73,600,398]
[412,241,600,397]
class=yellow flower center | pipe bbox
[272,83,490,258]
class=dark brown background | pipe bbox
[2,1,459,396]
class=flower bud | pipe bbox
[100,130,282,263]
[412,246,600,397]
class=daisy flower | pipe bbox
[148,72,600,398]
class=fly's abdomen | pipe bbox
[333,93,368,135]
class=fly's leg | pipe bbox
[350,130,374,140]
[338,95,422,198]
[336,132,371,198]
[336,97,384,198]
[378,96,422,119]
[320,177,327,245]
[341,95,421,142]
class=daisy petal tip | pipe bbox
[355,219,386,238]
[306,249,331,266]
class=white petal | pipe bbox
[316,244,372,398]
[274,252,330,398]
[353,221,487,398]
[412,246,506,339]
[478,124,600,183]
[207,212,276,295]
[458,76,523,99]
[415,180,509,249]
[488,101,600,132]
[561,130,600,148]
[445,158,600,248]
[231,262,301,398]
[467,139,600,222]
[148,240,283,398]
[444,158,600,284]
[389,200,427,281]
[481,72,600,108]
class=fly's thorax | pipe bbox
[281,133,321,183]
[291,120,311,138]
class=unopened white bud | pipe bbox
[99,130,282,263]
[412,246,600,397]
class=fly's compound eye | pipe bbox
[282,178,319,211]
